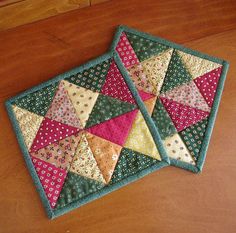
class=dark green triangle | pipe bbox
[55,172,105,210]
[125,32,170,62]
[13,82,59,116]
[179,118,208,160]
[109,148,159,185]
[160,50,192,93]
[65,59,112,92]
[85,94,137,128]
[152,99,177,140]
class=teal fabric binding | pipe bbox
[110,25,229,173]
[5,51,169,219]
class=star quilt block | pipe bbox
[6,52,169,219]
[110,25,229,172]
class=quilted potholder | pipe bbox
[110,25,229,173]
[5,52,169,219]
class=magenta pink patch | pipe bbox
[86,109,138,146]
[194,66,222,107]
[116,32,139,68]
[101,60,136,104]
[160,97,209,132]
[138,90,155,101]
[31,156,67,208]
[30,117,79,153]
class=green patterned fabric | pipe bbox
[13,82,58,116]
[65,59,111,92]
[126,32,170,62]
[55,172,104,210]
[152,99,177,139]
[110,148,159,185]
[85,94,137,128]
[179,118,208,160]
[160,50,192,93]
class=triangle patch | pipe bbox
[179,118,208,160]
[115,32,140,68]
[31,133,81,170]
[69,133,106,183]
[141,49,173,96]
[151,99,177,140]
[55,172,105,210]
[45,81,82,128]
[144,96,157,115]
[101,60,136,104]
[12,105,44,149]
[30,117,80,153]
[85,93,137,128]
[160,97,209,132]
[86,109,138,146]
[128,63,156,95]
[86,132,122,183]
[161,81,211,112]
[163,134,195,164]
[194,66,222,107]
[31,156,67,208]
[13,82,58,116]
[63,80,99,128]
[64,59,111,92]
[110,148,159,185]
[126,32,170,61]
[161,50,192,93]
[124,111,161,160]
[177,50,222,79]
[138,89,155,101]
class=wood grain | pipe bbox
[0,0,24,7]
[91,0,109,5]
[0,0,236,232]
[0,0,90,31]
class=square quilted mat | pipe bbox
[5,52,169,218]
[111,25,229,173]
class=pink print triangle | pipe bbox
[101,60,136,104]
[30,133,81,170]
[86,109,138,146]
[160,97,209,132]
[194,66,222,107]
[161,81,210,112]
[31,156,67,208]
[116,32,139,68]
[30,117,79,153]
[46,81,81,128]
[138,89,155,101]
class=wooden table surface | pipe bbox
[0,0,236,232]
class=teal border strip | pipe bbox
[5,51,169,219]
[110,25,229,173]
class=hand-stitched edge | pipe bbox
[5,51,169,219]
[110,25,230,173]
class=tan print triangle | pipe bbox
[62,80,99,128]
[124,111,161,161]
[12,105,44,149]
[177,50,221,79]
[69,132,106,183]
[141,49,173,96]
